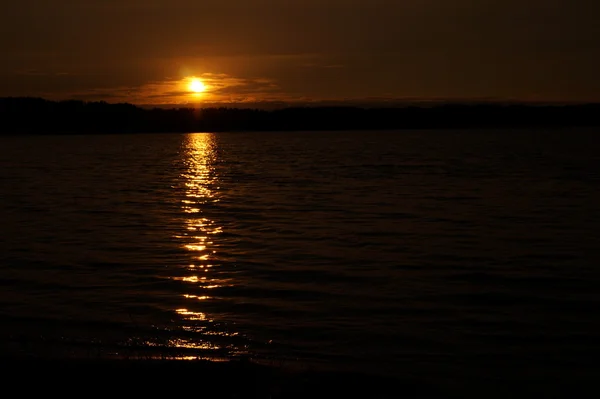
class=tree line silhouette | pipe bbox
[1,97,598,134]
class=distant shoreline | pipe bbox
[1,97,599,134]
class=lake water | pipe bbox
[1,129,599,383]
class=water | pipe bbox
[1,129,599,381]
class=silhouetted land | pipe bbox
[1,97,599,134]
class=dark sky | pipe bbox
[2,0,599,104]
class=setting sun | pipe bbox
[189,78,206,93]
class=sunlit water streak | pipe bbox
[0,130,599,379]
[169,133,241,355]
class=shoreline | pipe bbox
[2,98,600,135]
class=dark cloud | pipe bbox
[52,73,287,104]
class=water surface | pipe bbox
[1,129,599,381]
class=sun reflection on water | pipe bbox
[167,133,240,356]
[176,308,208,321]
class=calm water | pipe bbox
[1,130,599,381]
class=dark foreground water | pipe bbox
[1,129,599,382]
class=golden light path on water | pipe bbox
[168,133,240,357]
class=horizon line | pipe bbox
[3,96,600,110]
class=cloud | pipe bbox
[60,73,290,104]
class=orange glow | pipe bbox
[183,294,211,300]
[188,78,206,93]
[170,133,243,356]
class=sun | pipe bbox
[189,78,206,93]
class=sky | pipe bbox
[1,0,599,105]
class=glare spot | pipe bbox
[188,78,206,93]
